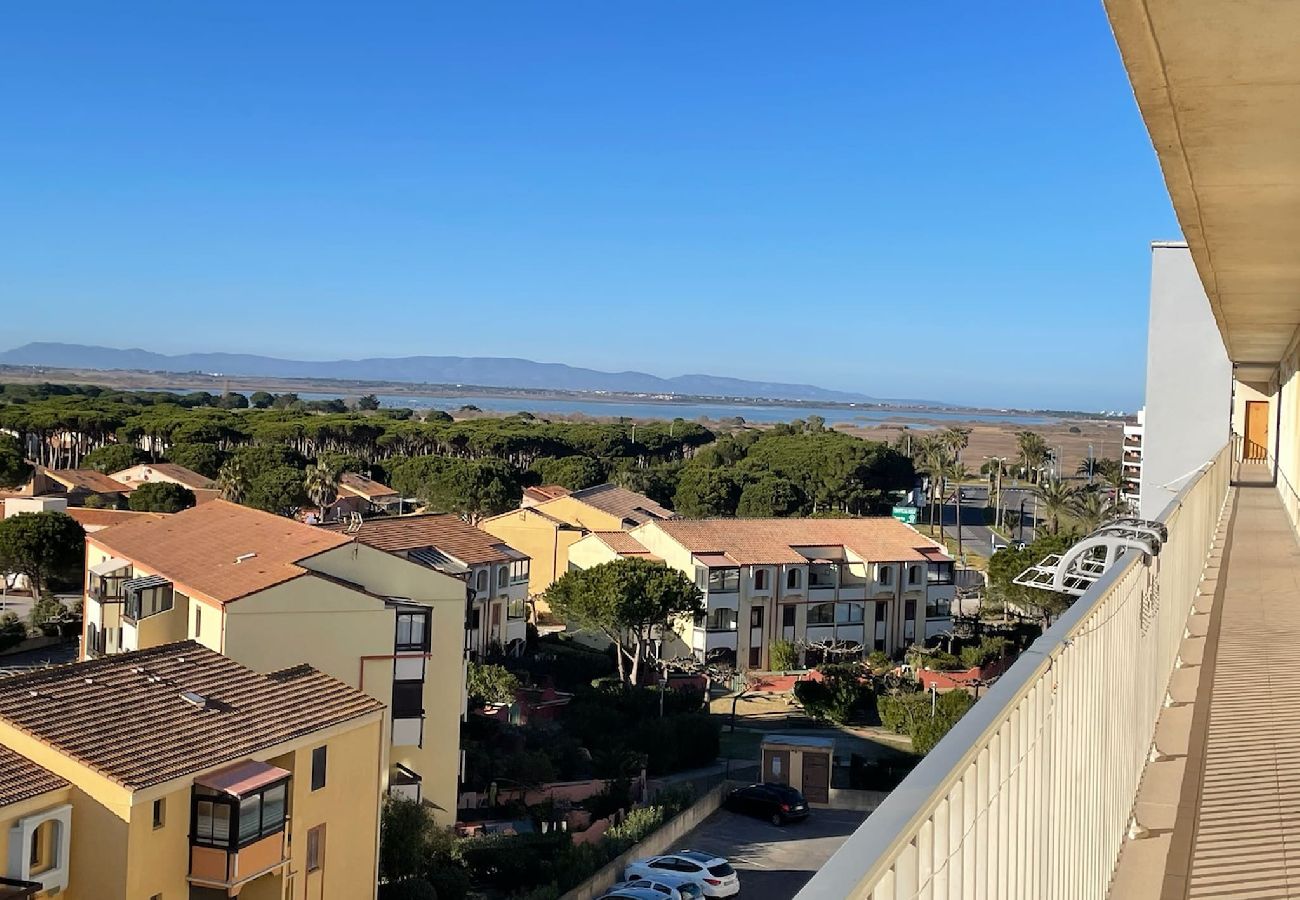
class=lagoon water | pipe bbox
[288,391,1056,426]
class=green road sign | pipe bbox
[891,505,919,525]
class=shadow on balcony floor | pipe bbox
[1115,483,1300,899]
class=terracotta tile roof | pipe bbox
[0,642,383,791]
[67,508,168,531]
[90,500,352,603]
[644,518,951,566]
[0,744,67,808]
[322,513,520,565]
[47,469,131,494]
[524,484,571,503]
[338,472,398,500]
[561,483,675,525]
[591,531,653,555]
[110,463,216,490]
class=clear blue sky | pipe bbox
[1,3,1178,411]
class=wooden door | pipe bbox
[802,752,830,803]
[762,748,791,786]
[1245,401,1269,460]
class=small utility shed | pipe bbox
[760,734,834,805]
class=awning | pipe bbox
[918,548,951,561]
[693,553,737,569]
[89,557,130,577]
[195,760,291,799]
[123,574,171,594]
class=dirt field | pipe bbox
[842,418,1127,476]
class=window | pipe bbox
[507,597,526,620]
[705,568,740,593]
[311,746,327,791]
[307,824,326,872]
[877,565,893,586]
[392,681,424,718]
[509,559,530,584]
[809,564,837,588]
[475,570,488,593]
[908,565,922,586]
[395,609,431,652]
[468,607,482,630]
[753,568,769,591]
[904,599,917,622]
[835,603,865,624]
[749,646,761,668]
[750,606,763,628]
[29,820,55,875]
[194,605,202,637]
[875,602,887,623]
[926,598,952,619]
[705,608,737,631]
[91,571,126,601]
[807,603,835,625]
[786,568,802,590]
[125,581,174,620]
[874,638,886,652]
[153,798,166,829]
[497,567,509,589]
[192,780,286,851]
[782,605,796,627]
[927,562,955,585]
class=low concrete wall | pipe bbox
[827,787,890,811]
[560,782,729,900]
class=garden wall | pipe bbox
[915,655,1012,692]
[559,782,729,900]
[458,777,631,812]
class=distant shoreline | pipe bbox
[0,364,1122,422]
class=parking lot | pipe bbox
[674,806,868,899]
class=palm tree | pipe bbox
[916,438,952,537]
[948,461,971,560]
[1072,489,1115,533]
[1035,477,1079,535]
[217,458,249,504]
[304,462,341,521]
[1016,431,1049,483]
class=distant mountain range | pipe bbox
[0,342,923,405]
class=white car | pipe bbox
[612,873,704,900]
[625,850,740,898]
[599,889,668,900]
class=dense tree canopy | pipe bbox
[0,512,85,596]
[128,481,197,513]
[0,383,916,527]
[546,558,703,685]
[83,442,146,473]
[0,434,30,489]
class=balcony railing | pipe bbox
[797,442,1231,900]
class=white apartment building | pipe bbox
[568,517,956,670]
[1121,407,1144,511]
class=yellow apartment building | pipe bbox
[322,514,531,658]
[0,641,384,900]
[480,483,674,602]
[568,517,956,670]
[80,499,467,823]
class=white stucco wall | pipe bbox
[1139,242,1233,519]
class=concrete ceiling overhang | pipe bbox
[1105,0,1300,368]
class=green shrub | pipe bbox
[912,691,976,754]
[867,650,892,672]
[378,880,437,900]
[795,667,874,724]
[958,636,1009,670]
[467,662,520,707]
[768,639,799,671]
[426,863,470,900]
[607,804,668,845]
[0,613,27,651]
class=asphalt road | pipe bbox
[934,485,1038,561]
[673,806,869,899]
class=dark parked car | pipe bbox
[723,783,809,825]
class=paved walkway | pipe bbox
[1185,482,1300,899]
